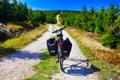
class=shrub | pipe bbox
[0,31,10,42]
[100,34,116,48]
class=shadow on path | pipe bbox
[0,50,41,62]
[63,57,100,76]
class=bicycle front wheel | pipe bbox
[58,47,63,71]
[59,56,63,71]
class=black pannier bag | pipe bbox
[47,38,58,56]
[62,38,72,59]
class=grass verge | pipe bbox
[0,24,48,57]
[24,51,59,80]
[65,27,120,80]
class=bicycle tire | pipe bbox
[59,56,63,71]
[58,47,63,71]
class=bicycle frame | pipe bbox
[52,27,66,71]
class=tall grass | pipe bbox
[7,22,34,30]
[0,25,48,57]
[65,27,120,80]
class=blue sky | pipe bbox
[17,0,120,10]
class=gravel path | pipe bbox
[51,25,98,80]
[0,24,98,80]
[0,25,53,80]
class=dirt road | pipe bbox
[0,24,98,80]
[51,26,98,80]
[0,25,53,80]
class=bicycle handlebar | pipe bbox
[52,27,66,33]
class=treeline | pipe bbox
[0,0,28,23]
[0,0,60,42]
[27,10,60,26]
[60,4,120,48]
[0,0,60,25]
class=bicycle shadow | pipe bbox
[63,57,100,76]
